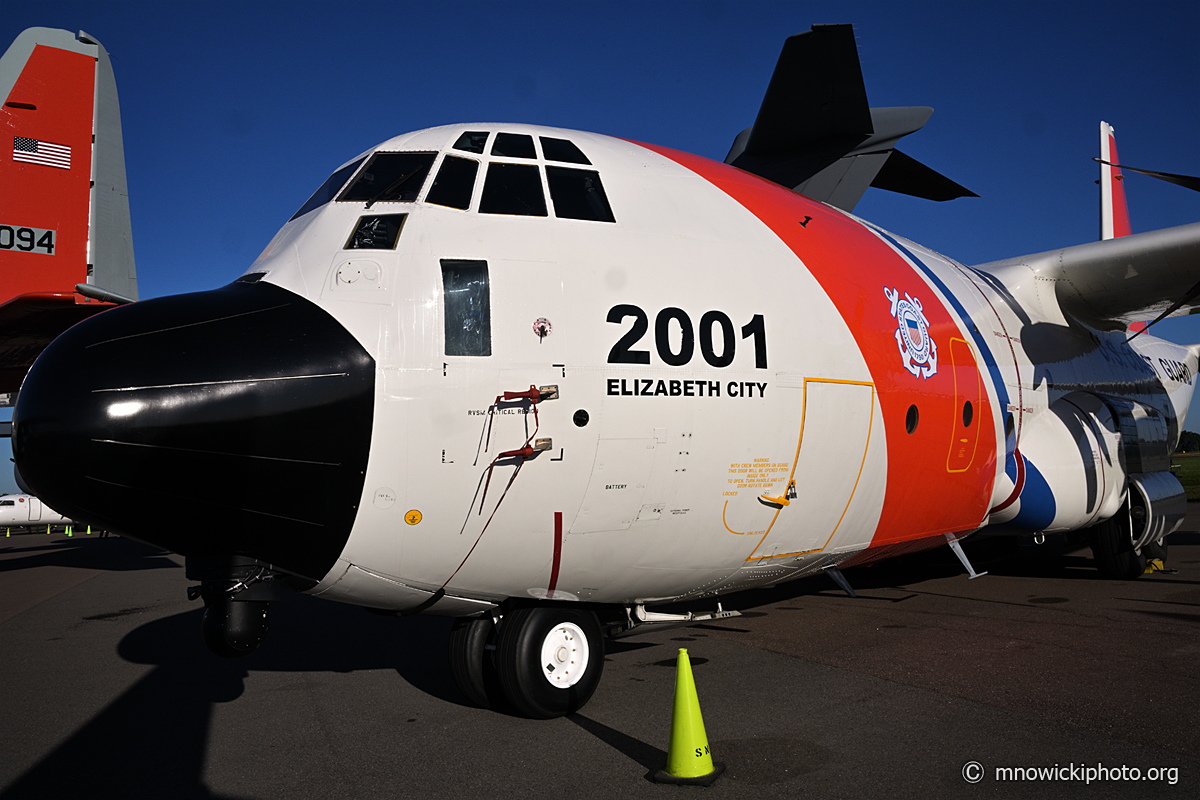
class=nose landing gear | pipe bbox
[449,606,604,718]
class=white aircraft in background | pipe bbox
[0,493,74,529]
[6,25,1200,719]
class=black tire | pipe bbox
[495,607,604,719]
[448,615,505,709]
[1090,516,1145,580]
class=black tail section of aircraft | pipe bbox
[725,24,977,211]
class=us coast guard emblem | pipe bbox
[884,286,938,379]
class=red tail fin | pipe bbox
[1099,120,1131,239]
[0,28,137,394]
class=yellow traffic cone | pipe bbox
[651,648,725,785]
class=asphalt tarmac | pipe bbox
[2,511,1198,800]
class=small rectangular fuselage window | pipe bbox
[345,214,407,249]
[442,259,491,356]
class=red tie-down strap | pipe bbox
[442,386,546,589]
[483,384,542,453]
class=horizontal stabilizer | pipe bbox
[725,24,974,211]
[871,148,978,202]
[0,293,115,392]
[977,221,1200,330]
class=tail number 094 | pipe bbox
[0,225,55,255]
[607,305,767,369]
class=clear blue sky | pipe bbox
[2,1,1198,493]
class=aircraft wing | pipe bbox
[975,221,1200,330]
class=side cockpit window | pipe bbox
[290,156,367,221]
[546,166,614,222]
[338,152,437,206]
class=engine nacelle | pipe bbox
[995,391,1184,541]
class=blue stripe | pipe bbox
[1011,455,1057,530]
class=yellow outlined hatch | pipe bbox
[722,378,875,561]
[945,337,981,473]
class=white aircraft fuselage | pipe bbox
[11,25,1199,715]
[0,493,72,527]
[17,123,1196,612]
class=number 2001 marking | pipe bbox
[607,305,767,369]
[0,225,55,255]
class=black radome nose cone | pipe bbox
[14,281,375,580]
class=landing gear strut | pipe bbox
[1090,515,1146,580]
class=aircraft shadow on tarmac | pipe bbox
[0,592,465,800]
[4,528,1195,798]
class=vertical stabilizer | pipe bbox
[1100,121,1131,239]
[0,28,137,395]
[81,31,137,303]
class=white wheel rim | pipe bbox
[538,621,589,688]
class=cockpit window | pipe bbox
[345,214,407,249]
[490,133,536,159]
[540,137,591,165]
[453,131,489,154]
[546,167,615,222]
[338,152,437,206]
[289,156,367,221]
[425,156,479,210]
[479,163,547,216]
[0,499,13,506]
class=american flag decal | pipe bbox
[13,137,71,169]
